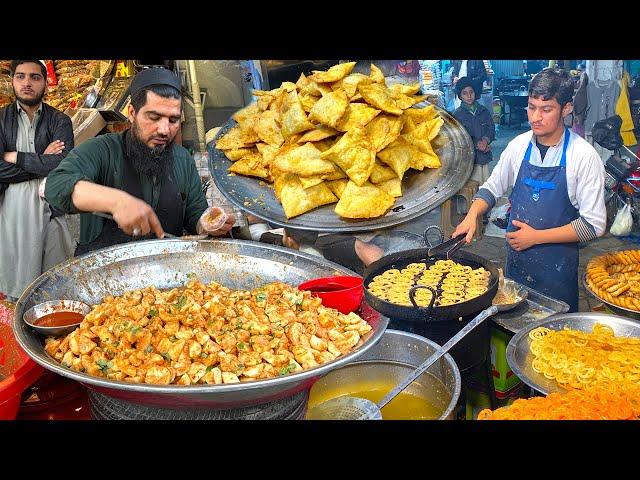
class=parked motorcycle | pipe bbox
[592,115,640,223]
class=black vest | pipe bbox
[74,137,184,256]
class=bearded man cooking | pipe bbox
[46,67,233,255]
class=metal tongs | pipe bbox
[424,225,467,259]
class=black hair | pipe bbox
[10,60,47,79]
[130,84,181,111]
[528,68,574,107]
[455,76,477,100]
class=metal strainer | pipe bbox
[306,284,528,420]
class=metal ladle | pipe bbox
[307,283,528,420]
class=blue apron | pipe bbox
[505,129,580,312]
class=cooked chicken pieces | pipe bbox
[44,280,371,385]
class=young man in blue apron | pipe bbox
[453,68,607,312]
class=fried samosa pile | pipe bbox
[216,62,444,219]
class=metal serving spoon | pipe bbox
[306,284,528,420]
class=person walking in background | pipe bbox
[452,77,496,185]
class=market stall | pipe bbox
[4,61,640,421]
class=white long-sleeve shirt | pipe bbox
[474,129,607,240]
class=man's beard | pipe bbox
[124,122,174,178]
[13,87,45,107]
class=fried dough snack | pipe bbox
[478,382,640,420]
[586,250,640,311]
[44,280,372,385]
[528,323,640,391]
[368,259,490,307]
[216,62,443,219]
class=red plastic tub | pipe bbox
[298,276,364,314]
[0,300,44,420]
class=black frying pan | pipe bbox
[362,227,499,322]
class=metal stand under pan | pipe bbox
[88,389,309,420]
[386,313,490,374]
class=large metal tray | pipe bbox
[582,272,640,321]
[12,239,388,409]
[491,282,570,334]
[208,104,474,232]
[506,312,640,395]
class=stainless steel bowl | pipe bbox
[307,329,461,419]
[23,300,91,337]
[12,239,388,409]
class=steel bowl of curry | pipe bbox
[23,300,92,337]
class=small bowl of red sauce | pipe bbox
[298,276,364,314]
[23,300,91,337]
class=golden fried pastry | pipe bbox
[298,176,324,189]
[325,179,349,199]
[309,90,350,128]
[369,64,385,84]
[279,175,337,218]
[403,104,437,124]
[586,250,640,311]
[281,90,315,139]
[274,142,336,177]
[311,61,357,83]
[369,161,398,184]
[254,110,284,147]
[222,62,444,220]
[320,127,376,186]
[376,137,416,180]
[335,103,380,132]
[365,114,405,152]
[232,102,261,123]
[389,83,422,96]
[377,177,402,197]
[216,125,253,150]
[335,73,373,98]
[426,117,445,141]
[221,147,255,162]
[228,153,271,181]
[297,126,339,143]
[334,181,395,219]
[358,83,403,115]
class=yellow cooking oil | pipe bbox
[308,379,444,420]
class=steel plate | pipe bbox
[208,104,474,232]
[12,239,388,408]
[582,272,640,320]
[506,312,640,395]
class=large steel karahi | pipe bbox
[12,239,388,408]
[208,105,474,232]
